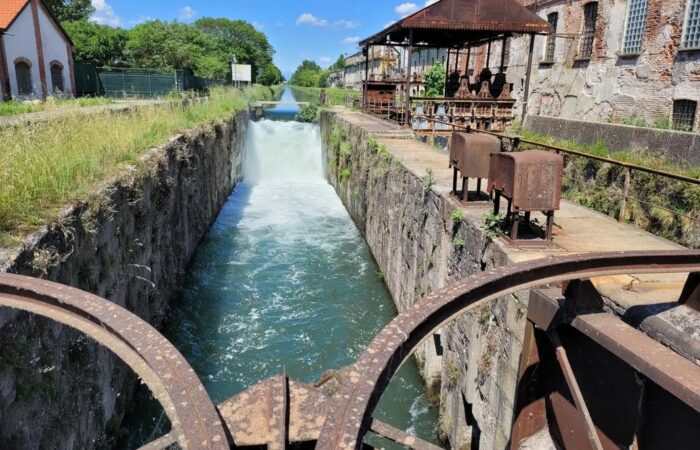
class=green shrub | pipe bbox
[295,103,319,123]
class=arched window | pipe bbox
[15,60,32,96]
[50,62,65,94]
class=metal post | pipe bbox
[619,168,632,222]
[486,40,492,68]
[500,36,508,72]
[466,46,471,74]
[363,46,370,113]
[521,33,536,124]
[444,49,451,96]
[405,30,414,127]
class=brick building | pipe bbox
[485,0,700,131]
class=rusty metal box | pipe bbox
[449,132,502,179]
[488,150,564,212]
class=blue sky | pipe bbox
[90,1,438,77]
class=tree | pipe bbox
[290,60,324,87]
[45,0,94,22]
[425,61,446,97]
[63,20,128,67]
[126,21,225,77]
[195,18,275,79]
[330,54,345,71]
[257,63,283,86]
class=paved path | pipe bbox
[334,110,695,352]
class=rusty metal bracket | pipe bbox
[548,330,604,450]
[0,274,229,450]
[316,251,700,450]
[679,272,700,312]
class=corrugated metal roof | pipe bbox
[0,0,29,31]
[360,0,549,46]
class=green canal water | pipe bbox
[119,91,438,448]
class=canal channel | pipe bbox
[120,89,438,448]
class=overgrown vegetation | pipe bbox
[0,97,113,117]
[0,85,276,246]
[424,61,446,97]
[295,104,319,123]
[515,128,700,248]
[288,86,360,107]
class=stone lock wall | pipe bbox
[321,110,530,450]
[0,112,249,449]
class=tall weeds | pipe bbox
[0,86,275,245]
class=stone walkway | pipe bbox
[335,109,698,361]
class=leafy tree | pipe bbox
[257,63,283,86]
[63,20,128,67]
[195,18,275,79]
[45,0,94,22]
[126,21,225,77]
[290,60,324,87]
[330,54,345,71]
[425,61,446,97]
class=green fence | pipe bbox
[75,63,230,98]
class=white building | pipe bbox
[0,0,76,101]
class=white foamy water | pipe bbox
[244,120,324,183]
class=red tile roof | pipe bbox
[0,0,29,31]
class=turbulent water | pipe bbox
[119,93,438,448]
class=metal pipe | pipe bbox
[486,40,492,68]
[363,46,369,112]
[500,35,508,71]
[444,49,451,96]
[521,33,536,124]
[419,115,700,185]
[405,30,414,126]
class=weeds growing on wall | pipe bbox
[515,128,700,248]
[295,104,319,123]
[0,85,277,247]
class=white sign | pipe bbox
[232,64,252,82]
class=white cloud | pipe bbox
[425,0,439,6]
[319,56,332,64]
[178,6,196,21]
[252,21,265,31]
[384,20,397,28]
[395,2,419,17]
[90,0,121,27]
[334,19,359,29]
[130,15,152,26]
[296,13,329,27]
[342,36,360,45]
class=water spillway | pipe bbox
[120,95,438,448]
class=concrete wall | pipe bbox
[320,110,529,450]
[525,114,700,165]
[4,4,42,100]
[0,111,249,449]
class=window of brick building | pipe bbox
[623,0,648,54]
[579,2,598,59]
[673,100,697,131]
[682,0,700,49]
[15,61,32,96]
[545,13,558,62]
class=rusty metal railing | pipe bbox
[2,250,700,450]
[316,250,700,450]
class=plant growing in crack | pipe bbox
[483,211,506,238]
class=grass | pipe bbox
[288,85,360,107]
[0,85,277,246]
[515,127,700,179]
[0,96,114,117]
